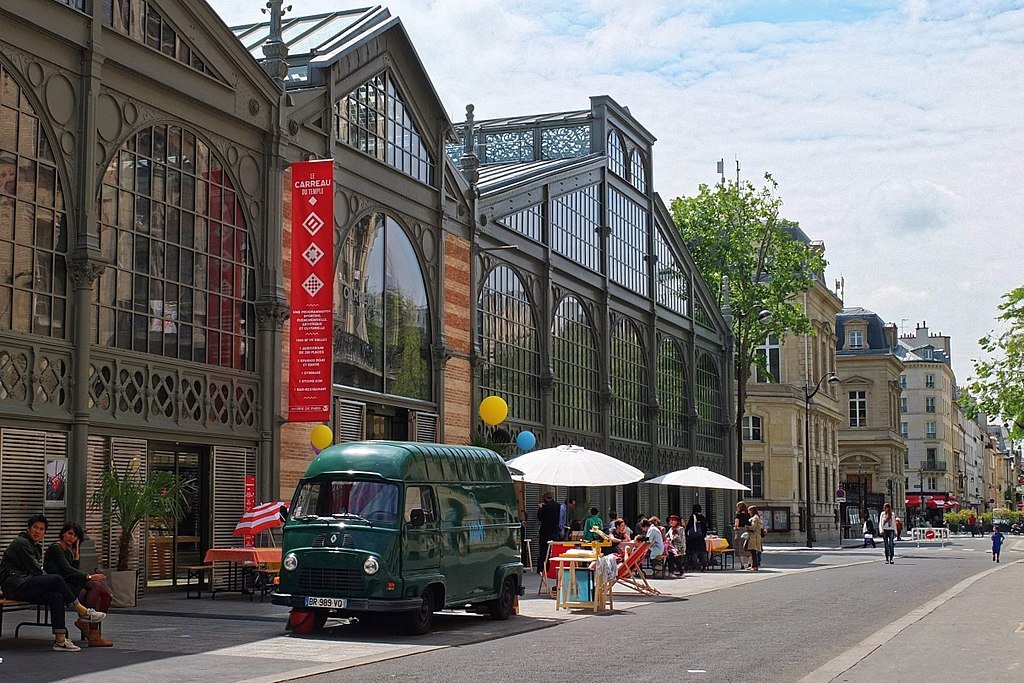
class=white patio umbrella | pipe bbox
[645,466,750,491]
[505,445,645,487]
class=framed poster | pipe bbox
[44,455,67,508]
[772,509,790,531]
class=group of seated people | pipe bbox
[0,514,113,651]
[564,504,718,577]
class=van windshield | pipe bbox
[291,479,400,526]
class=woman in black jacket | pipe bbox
[0,514,106,651]
[44,522,114,646]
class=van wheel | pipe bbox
[488,577,516,620]
[400,589,436,635]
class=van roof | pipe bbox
[301,441,513,484]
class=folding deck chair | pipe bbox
[609,542,661,597]
[538,542,574,596]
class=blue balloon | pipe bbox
[516,430,537,452]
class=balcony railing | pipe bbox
[920,460,947,471]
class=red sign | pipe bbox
[925,529,936,540]
[288,160,334,422]
[244,475,256,548]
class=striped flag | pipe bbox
[233,501,289,535]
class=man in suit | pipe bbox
[537,491,561,573]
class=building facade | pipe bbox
[741,227,843,544]
[835,307,907,536]
[898,322,959,524]
[0,0,736,595]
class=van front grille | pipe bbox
[297,567,364,593]
[312,533,355,548]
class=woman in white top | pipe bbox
[879,502,897,564]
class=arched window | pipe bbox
[334,213,430,401]
[630,148,647,193]
[94,125,256,370]
[606,131,626,178]
[552,296,599,432]
[478,265,539,422]
[0,64,68,338]
[695,353,723,454]
[742,415,763,441]
[657,337,689,448]
[610,317,647,441]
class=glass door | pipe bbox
[146,445,210,588]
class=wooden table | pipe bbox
[551,552,601,611]
[203,548,282,598]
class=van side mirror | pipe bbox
[409,508,426,527]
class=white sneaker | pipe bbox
[53,639,82,652]
[81,608,106,623]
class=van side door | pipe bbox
[403,485,440,579]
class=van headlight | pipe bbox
[363,556,380,575]
[283,553,298,571]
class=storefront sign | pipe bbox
[244,475,256,548]
[288,159,334,422]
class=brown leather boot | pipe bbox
[86,622,114,647]
[75,619,91,642]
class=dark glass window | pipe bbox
[742,462,763,498]
[54,0,85,9]
[610,317,647,441]
[695,353,723,455]
[657,338,689,448]
[94,125,255,370]
[742,415,763,441]
[754,335,781,383]
[478,265,540,423]
[0,65,68,338]
[630,148,647,193]
[550,185,600,272]
[334,71,434,185]
[608,187,648,295]
[552,296,599,433]
[653,229,688,316]
[607,131,626,178]
[104,1,212,76]
[334,213,430,401]
[497,204,542,243]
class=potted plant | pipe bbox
[90,462,190,607]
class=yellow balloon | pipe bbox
[479,396,508,426]
[310,424,334,451]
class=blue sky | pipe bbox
[209,0,1024,383]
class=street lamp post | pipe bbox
[804,371,840,548]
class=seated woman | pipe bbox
[44,523,114,647]
[664,515,686,577]
[568,519,584,541]
[0,514,106,652]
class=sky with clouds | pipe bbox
[210,0,1023,383]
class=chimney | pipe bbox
[884,323,897,350]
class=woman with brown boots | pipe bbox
[44,522,114,647]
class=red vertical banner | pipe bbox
[288,160,334,422]
[243,475,256,548]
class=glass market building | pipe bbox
[0,0,735,594]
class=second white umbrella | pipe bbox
[645,466,750,491]
[506,445,644,487]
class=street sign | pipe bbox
[835,488,846,502]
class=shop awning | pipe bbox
[905,494,959,509]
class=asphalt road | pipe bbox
[310,537,1012,683]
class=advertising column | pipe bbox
[288,160,334,422]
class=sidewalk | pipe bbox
[0,551,873,683]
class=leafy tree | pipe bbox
[962,284,1024,438]
[670,175,827,473]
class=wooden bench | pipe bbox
[248,568,279,602]
[184,565,214,599]
[709,547,735,570]
[0,597,50,637]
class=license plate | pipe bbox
[305,597,347,609]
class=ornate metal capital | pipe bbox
[538,367,555,394]
[256,299,290,331]
[599,384,616,409]
[647,397,660,419]
[68,259,106,290]
[431,338,453,367]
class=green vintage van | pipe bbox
[272,441,524,634]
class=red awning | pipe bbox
[905,494,957,509]
[906,495,921,507]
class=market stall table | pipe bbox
[203,547,282,598]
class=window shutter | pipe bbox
[86,435,111,569]
[110,437,147,597]
[334,399,365,443]
[212,446,256,584]
[412,411,439,443]
[1,429,67,549]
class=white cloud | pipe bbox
[208,0,1024,383]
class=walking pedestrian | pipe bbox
[879,503,897,564]
[536,492,561,573]
[991,526,1005,562]
[733,501,751,570]
[862,516,877,548]
[745,505,764,571]
[684,504,708,570]
[968,511,977,537]
[895,516,903,541]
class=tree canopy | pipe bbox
[962,284,1024,438]
[670,175,827,391]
